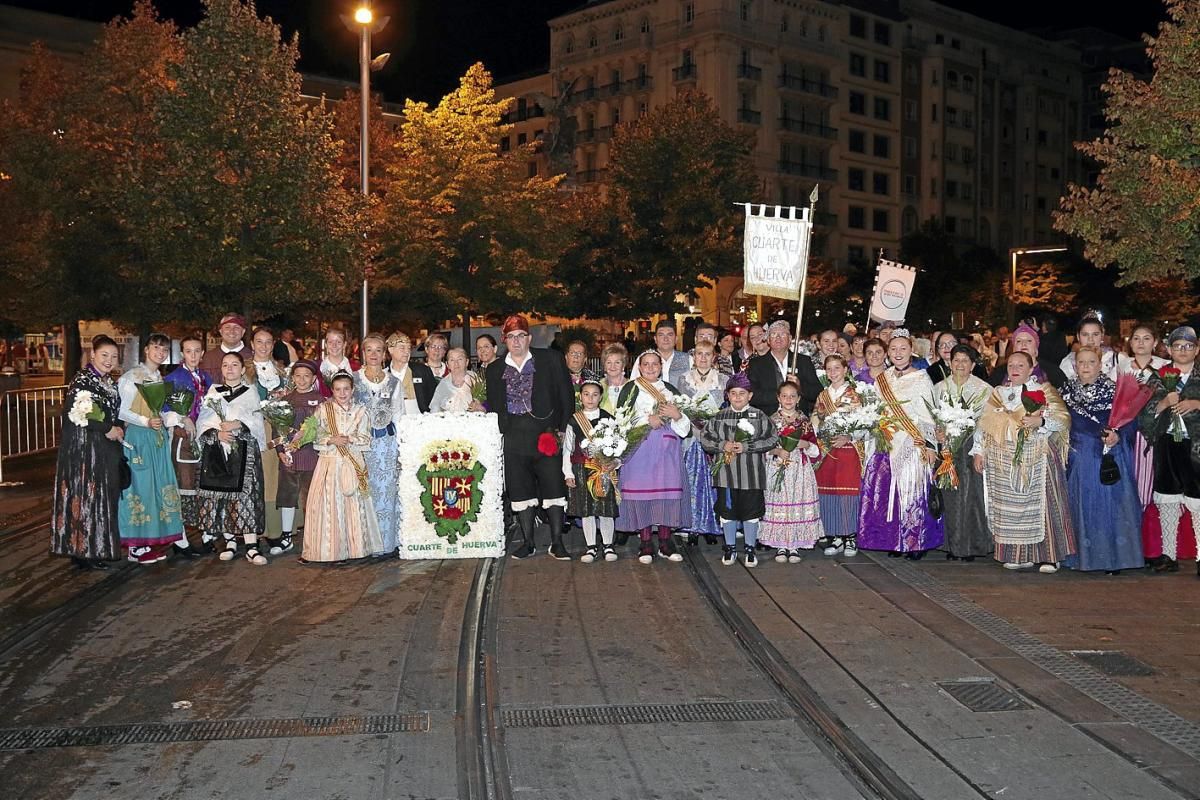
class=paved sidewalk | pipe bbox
[902,556,1200,724]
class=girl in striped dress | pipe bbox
[760,382,824,562]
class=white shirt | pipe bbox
[561,408,603,479]
[253,360,282,392]
[221,342,245,355]
[320,356,353,381]
[118,363,182,429]
[389,366,422,416]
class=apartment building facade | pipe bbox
[497,0,1101,325]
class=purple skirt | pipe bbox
[857,452,944,552]
[616,427,692,530]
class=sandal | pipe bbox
[245,547,268,566]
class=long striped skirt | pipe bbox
[615,427,692,530]
[760,454,824,549]
[815,444,861,537]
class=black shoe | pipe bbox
[70,556,94,571]
[1104,570,1122,575]
[549,540,571,561]
[686,533,698,546]
[945,553,959,561]
[963,556,976,562]
[704,535,719,545]
[887,551,902,558]
[905,551,926,561]
[616,531,630,546]
[173,544,204,559]
[510,542,536,560]
[90,559,111,570]
[1153,557,1179,573]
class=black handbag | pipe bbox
[198,441,248,493]
[928,482,945,519]
[118,456,132,491]
[1099,452,1121,485]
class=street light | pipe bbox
[342,5,390,343]
[1008,245,1068,323]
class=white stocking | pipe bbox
[582,517,598,546]
[1157,501,1181,561]
[599,517,615,545]
[281,507,296,533]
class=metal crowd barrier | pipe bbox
[0,384,67,486]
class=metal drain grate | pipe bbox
[502,700,791,729]
[0,712,430,751]
[937,680,1031,712]
[868,556,1200,759]
[1070,650,1156,677]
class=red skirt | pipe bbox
[1140,504,1199,560]
[815,445,862,496]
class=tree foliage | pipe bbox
[597,91,759,317]
[1055,0,1200,283]
[376,63,578,326]
[111,0,363,326]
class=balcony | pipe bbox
[778,161,838,181]
[737,108,762,125]
[672,63,697,82]
[778,118,838,140]
[737,63,762,81]
[624,75,652,92]
[576,126,613,143]
[777,74,839,100]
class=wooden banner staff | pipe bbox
[863,248,885,333]
[790,184,819,375]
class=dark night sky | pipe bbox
[11,1,1170,102]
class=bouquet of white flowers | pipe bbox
[711,417,757,478]
[257,398,296,444]
[925,389,984,489]
[581,417,629,499]
[205,397,239,455]
[661,392,720,424]
[67,390,106,428]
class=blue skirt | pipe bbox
[680,437,720,535]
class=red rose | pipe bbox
[1161,366,1182,377]
[1021,388,1047,413]
[537,432,559,457]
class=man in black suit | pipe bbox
[746,320,822,415]
[486,315,575,560]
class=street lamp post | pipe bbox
[345,5,390,343]
[1008,246,1068,324]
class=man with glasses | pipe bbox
[746,320,822,415]
[486,315,575,560]
[1140,326,1200,576]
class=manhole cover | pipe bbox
[1070,650,1156,677]
[502,700,791,729]
[937,680,1031,712]
[0,712,430,751]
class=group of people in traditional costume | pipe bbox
[47,309,1200,580]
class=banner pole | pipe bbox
[791,186,818,373]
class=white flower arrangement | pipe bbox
[68,390,102,428]
[583,418,629,460]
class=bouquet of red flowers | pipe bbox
[771,420,807,492]
[1159,366,1187,442]
[1012,388,1047,466]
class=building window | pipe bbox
[874,97,890,121]
[614,22,624,41]
[931,103,938,122]
[874,60,890,83]
[962,146,974,164]
[945,179,958,198]
[951,38,961,50]
[639,101,648,117]
[527,161,538,178]
[780,13,788,32]
[946,70,958,89]
[564,35,574,54]
[902,206,918,233]
[873,172,889,195]
[931,178,938,197]
[873,209,889,232]
[612,106,621,125]
[945,216,957,234]
[962,74,975,93]
[848,245,866,266]
[904,136,917,158]
[849,206,866,229]
[517,132,527,145]
[684,2,695,24]
[904,99,917,121]
[962,183,973,200]
[588,29,598,48]
[905,63,918,84]
[946,106,957,126]
[873,134,890,158]
[500,136,510,152]
[849,14,867,38]
[817,24,826,42]
[1037,129,1048,145]
[903,175,917,196]
[849,91,867,115]
[740,1,751,22]
[931,69,939,86]
[945,142,958,161]
[849,129,867,153]
[962,110,974,129]
[641,16,650,33]
[848,168,865,191]
[1036,196,1047,212]
[850,53,866,77]
[874,21,891,46]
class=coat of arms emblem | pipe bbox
[416,439,487,543]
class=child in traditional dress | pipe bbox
[700,373,778,567]
[563,381,620,563]
[760,381,824,562]
[270,360,322,555]
[811,356,864,557]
